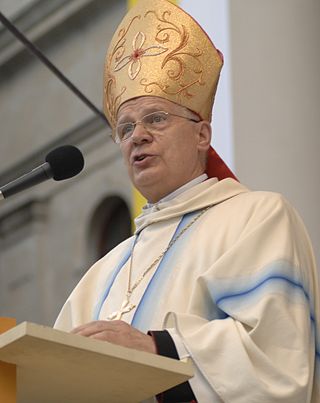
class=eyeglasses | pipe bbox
[113,111,200,144]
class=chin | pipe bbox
[133,167,161,185]
[133,174,163,199]
[133,178,157,193]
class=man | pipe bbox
[55,0,320,402]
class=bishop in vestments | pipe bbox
[55,1,320,402]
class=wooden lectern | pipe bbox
[0,320,193,403]
[0,318,16,403]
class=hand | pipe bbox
[71,320,157,354]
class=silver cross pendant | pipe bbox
[107,299,136,321]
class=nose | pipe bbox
[131,122,152,144]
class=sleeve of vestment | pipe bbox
[162,194,320,403]
[149,330,197,402]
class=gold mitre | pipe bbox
[103,0,223,128]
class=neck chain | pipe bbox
[107,206,212,321]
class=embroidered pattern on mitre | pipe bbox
[103,0,223,128]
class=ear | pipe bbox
[196,120,212,153]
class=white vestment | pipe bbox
[55,178,320,403]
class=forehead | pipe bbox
[117,97,182,119]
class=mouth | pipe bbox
[132,154,153,164]
[135,155,147,162]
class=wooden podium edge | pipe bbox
[0,321,194,402]
[0,318,16,403]
[0,321,194,377]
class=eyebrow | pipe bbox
[117,106,169,124]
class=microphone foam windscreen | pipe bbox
[45,145,84,181]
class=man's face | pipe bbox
[117,97,211,203]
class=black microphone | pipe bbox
[0,145,84,200]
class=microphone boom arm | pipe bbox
[0,163,52,199]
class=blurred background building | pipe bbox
[0,0,319,326]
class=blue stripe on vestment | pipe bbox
[131,210,201,332]
[216,275,310,308]
[93,238,136,320]
[210,261,311,311]
[93,210,200,325]
[208,260,320,362]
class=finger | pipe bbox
[71,320,112,336]
[88,331,118,343]
[88,331,157,353]
[71,320,128,336]
[87,330,134,346]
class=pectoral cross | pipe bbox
[107,299,136,321]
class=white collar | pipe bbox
[144,173,209,210]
